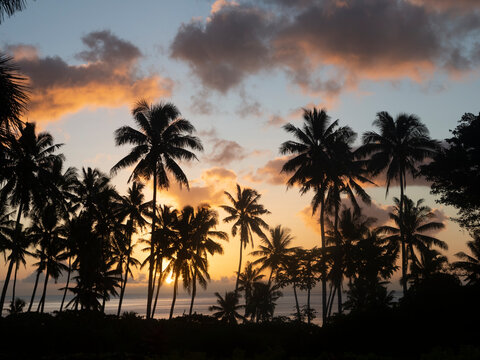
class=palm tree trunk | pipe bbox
[152,258,163,318]
[117,228,133,317]
[28,270,41,312]
[11,263,18,306]
[268,268,274,287]
[319,191,327,324]
[0,201,23,314]
[0,258,15,315]
[235,240,243,294]
[169,273,179,320]
[293,282,301,321]
[38,268,49,313]
[399,170,407,296]
[189,269,197,316]
[147,170,157,319]
[60,257,71,312]
[337,279,342,315]
[328,285,336,318]
[333,199,342,314]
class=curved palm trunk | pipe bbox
[235,241,243,294]
[152,258,163,318]
[0,201,23,314]
[189,269,197,316]
[59,257,71,312]
[169,273,179,320]
[319,193,327,324]
[399,170,407,296]
[28,270,41,312]
[146,171,157,319]
[38,268,49,313]
[268,268,274,287]
[293,282,301,321]
[333,202,343,315]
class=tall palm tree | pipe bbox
[453,232,480,286]
[277,253,302,321]
[111,99,203,318]
[279,107,353,322]
[188,205,227,316]
[221,184,270,294]
[357,112,438,295]
[115,182,148,316]
[378,196,446,285]
[251,225,296,286]
[209,291,245,324]
[0,122,63,313]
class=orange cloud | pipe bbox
[245,156,291,185]
[161,167,238,208]
[8,31,173,122]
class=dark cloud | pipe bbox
[7,30,172,121]
[206,138,248,165]
[170,0,480,98]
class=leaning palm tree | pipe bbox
[452,232,480,286]
[357,112,438,295]
[221,184,270,294]
[279,107,352,322]
[209,291,245,324]
[0,123,63,313]
[378,196,446,286]
[111,99,203,318]
[251,225,296,286]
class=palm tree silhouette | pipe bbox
[248,282,282,323]
[111,99,203,318]
[358,112,437,295]
[279,107,352,322]
[0,123,63,313]
[378,196,446,286]
[251,225,296,286]
[277,252,302,321]
[115,182,148,316]
[0,0,29,23]
[453,232,480,285]
[188,205,227,316]
[209,291,245,324]
[221,184,270,294]
[238,261,264,319]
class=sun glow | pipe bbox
[165,272,174,284]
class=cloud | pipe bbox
[245,156,291,185]
[205,138,248,165]
[8,30,172,121]
[170,0,480,100]
[165,167,237,208]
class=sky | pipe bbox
[1,0,480,296]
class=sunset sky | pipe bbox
[1,0,480,295]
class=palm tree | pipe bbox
[209,291,245,324]
[111,99,203,319]
[277,253,302,321]
[188,205,227,316]
[238,262,264,318]
[26,204,67,313]
[378,196,446,285]
[221,184,270,294]
[0,122,63,313]
[279,107,353,322]
[115,182,148,316]
[250,225,296,286]
[453,232,480,285]
[248,282,282,323]
[167,206,208,320]
[357,112,438,295]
